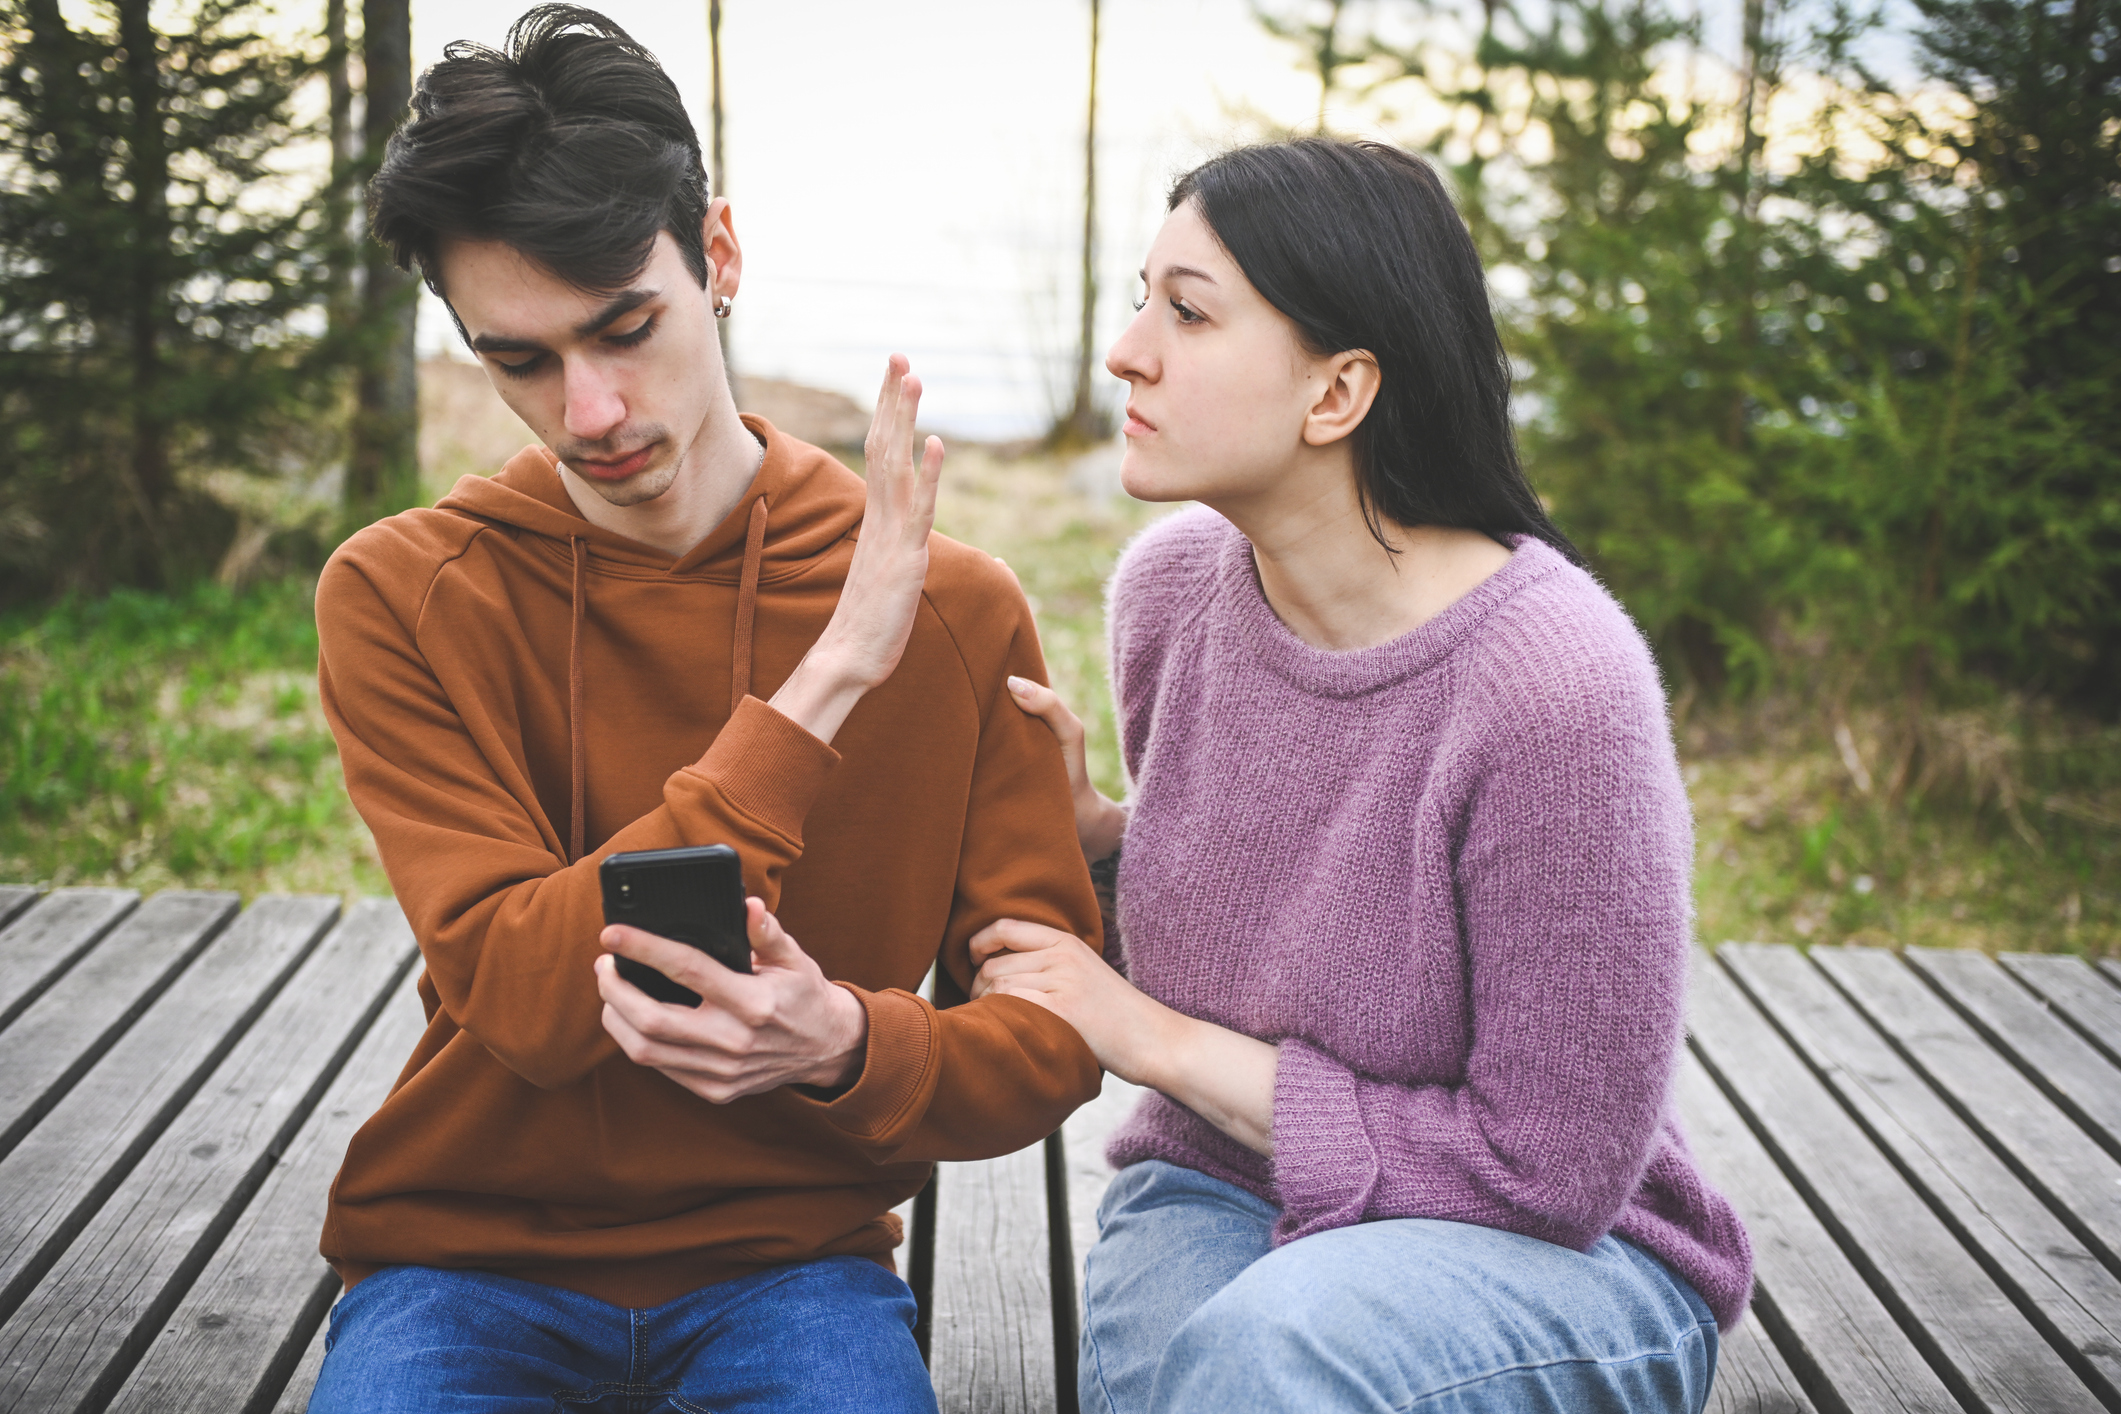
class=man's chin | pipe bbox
[565,456,680,508]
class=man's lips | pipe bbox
[569,443,657,480]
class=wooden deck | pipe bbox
[1,884,2117,1412]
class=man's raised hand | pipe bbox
[596,898,869,1103]
[765,354,944,745]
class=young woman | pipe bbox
[969,139,1753,1413]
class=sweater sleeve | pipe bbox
[1268,616,1694,1250]
[790,567,1105,1162]
[317,536,839,1093]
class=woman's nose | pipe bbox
[1106,306,1156,384]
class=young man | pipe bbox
[306,8,1101,1410]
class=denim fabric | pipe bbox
[307,1256,936,1414]
[1080,1161,1720,1414]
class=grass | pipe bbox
[0,579,388,898]
[2,446,2113,957]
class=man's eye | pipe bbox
[606,315,658,348]
[495,355,544,379]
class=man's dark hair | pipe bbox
[1170,139,1580,565]
[367,4,710,299]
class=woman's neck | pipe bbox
[1212,468,1515,653]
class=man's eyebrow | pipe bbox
[575,287,660,338]
[468,333,541,354]
[466,288,662,355]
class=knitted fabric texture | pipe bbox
[1102,508,1754,1331]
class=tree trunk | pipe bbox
[1724,0,1772,452]
[1057,0,1105,448]
[115,0,172,578]
[326,0,355,339]
[348,0,419,530]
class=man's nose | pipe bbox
[561,359,627,443]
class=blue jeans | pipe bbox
[307,1256,937,1414]
[1080,1161,1719,1414]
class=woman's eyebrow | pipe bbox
[1149,264,1219,286]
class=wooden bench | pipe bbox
[1,885,2117,1412]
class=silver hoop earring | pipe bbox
[715,295,733,318]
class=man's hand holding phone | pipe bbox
[595,899,869,1103]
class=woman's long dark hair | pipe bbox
[1170,139,1580,565]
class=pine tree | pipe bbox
[0,0,341,601]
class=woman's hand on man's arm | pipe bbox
[970,919,1278,1157]
[1003,675,1130,862]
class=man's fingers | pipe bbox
[601,923,760,1017]
[915,435,945,518]
[868,354,907,445]
[745,898,806,970]
[894,373,923,464]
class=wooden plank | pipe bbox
[1999,953,2121,1071]
[1705,1316,1820,1414]
[0,898,414,1414]
[1689,953,2095,1413]
[1907,947,2121,1159]
[0,886,40,931]
[1811,946,2121,1273]
[0,887,137,1034]
[2099,959,2120,990]
[109,967,427,1414]
[930,1143,1057,1414]
[270,1320,328,1414]
[0,891,238,1163]
[1720,944,2121,1406]
[0,895,340,1327]
[1672,1050,1962,1413]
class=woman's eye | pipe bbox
[1131,296,1147,312]
[606,315,658,348]
[1170,298,1203,325]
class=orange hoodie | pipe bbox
[315,418,1102,1306]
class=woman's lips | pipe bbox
[571,443,657,480]
[1123,406,1157,437]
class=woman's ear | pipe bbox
[1300,350,1380,448]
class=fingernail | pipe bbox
[1007,676,1033,695]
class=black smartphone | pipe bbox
[599,845,751,1006]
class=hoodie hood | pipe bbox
[432,415,866,861]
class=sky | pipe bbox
[407,0,1920,441]
[408,0,1401,440]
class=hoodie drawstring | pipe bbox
[730,497,769,716]
[566,499,766,863]
[568,535,588,864]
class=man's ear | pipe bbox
[1301,350,1381,448]
[703,198,741,300]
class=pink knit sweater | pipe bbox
[1101,508,1753,1330]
